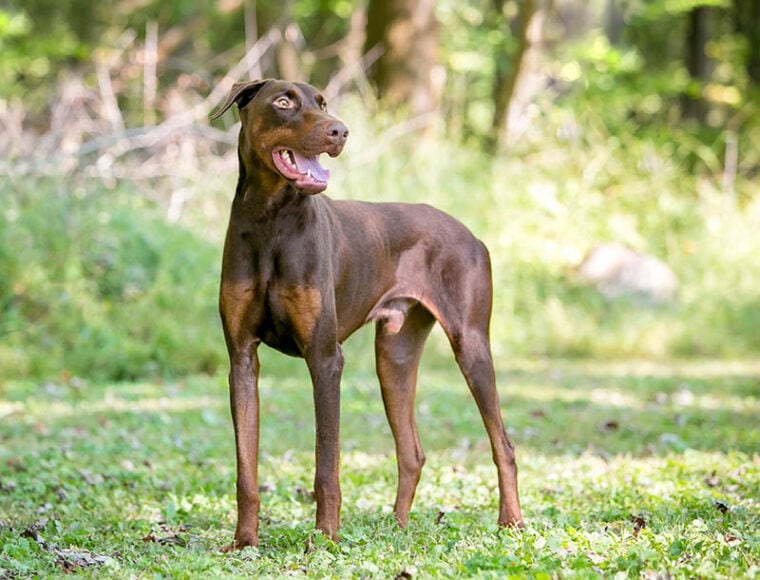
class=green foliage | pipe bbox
[4,86,760,382]
[0,7,88,104]
[0,361,758,576]
[633,0,731,19]
[1,0,758,378]
[0,177,224,381]
[0,0,356,114]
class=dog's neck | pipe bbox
[234,144,302,211]
[235,169,312,222]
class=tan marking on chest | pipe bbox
[219,280,257,342]
[279,285,322,341]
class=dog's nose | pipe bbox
[326,121,349,145]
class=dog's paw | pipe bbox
[304,528,340,553]
[498,516,525,529]
[220,535,259,553]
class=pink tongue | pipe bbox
[292,151,329,182]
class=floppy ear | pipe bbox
[210,79,272,121]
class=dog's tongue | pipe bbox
[292,151,329,182]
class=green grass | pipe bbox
[2,346,758,577]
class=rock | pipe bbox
[576,243,678,304]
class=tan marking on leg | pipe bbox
[280,285,322,341]
[220,280,257,343]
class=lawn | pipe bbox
[1,339,758,578]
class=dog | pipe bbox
[211,79,523,550]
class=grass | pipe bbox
[1,342,758,577]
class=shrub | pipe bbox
[0,177,224,381]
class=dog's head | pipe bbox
[211,79,349,194]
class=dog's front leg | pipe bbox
[222,342,261,551]
[306,343,345,541]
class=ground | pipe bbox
[1,341,758,577]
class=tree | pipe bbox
[735,0,760,84]
[683,5,710,119]
[491,0,547,149]
[605,0,625,45]
[364,0,441,117]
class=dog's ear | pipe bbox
[210,79,272,121]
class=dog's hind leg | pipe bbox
[375,303,436,527]
[434,242,523,528]
[449,326,523,527]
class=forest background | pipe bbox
[1,0,758,379]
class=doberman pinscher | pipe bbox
[211,79,523,551]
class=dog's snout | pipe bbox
[326,121,349,144]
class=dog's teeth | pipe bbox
[281,150,296,168]
[306,168,312,179]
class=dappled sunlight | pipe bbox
[0,401,24,419]
[18,394,224,420]
[532,449,759,508]
[500,380,760,414]
[502,359,760,380]
[2,364,758,577]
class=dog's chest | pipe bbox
[244,233,329,357]
[263,280,322,339]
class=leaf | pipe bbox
[630,514,648,537]
[141,522,190,546]
[713,500,729,514]
[21,517,49,543]
[54,548,113,571]
[293,486,315,503]
[669,539,685,557]
[78,469,104,485]
[704,471,720,487]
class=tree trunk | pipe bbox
[492,0,547,149]
[364,0,441,117]
[735,0,760,84]
[683,6,710,119]
[748,0,760,83]
[244,0,263,80]
[275,1,303,81]
[605,0,625,45]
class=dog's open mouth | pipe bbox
[272,148,330,193]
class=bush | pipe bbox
[0,177,225,381]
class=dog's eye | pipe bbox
[274,97,293,109]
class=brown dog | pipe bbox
[211,79,523,550]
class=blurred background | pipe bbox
[1,0,758,382]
